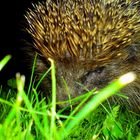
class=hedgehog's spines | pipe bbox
[25,0,140,64]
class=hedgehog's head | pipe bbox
[25,0,140,109]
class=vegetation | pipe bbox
[0,55,139,140]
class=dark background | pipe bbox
[0,0,40,85]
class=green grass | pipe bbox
[0,55,140,140]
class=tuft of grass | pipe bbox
[0,55,139,140]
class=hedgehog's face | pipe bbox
[36,45,140,110]
[54,48,136,99]
[51,48,140,109]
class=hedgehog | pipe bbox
[24,0,140,111]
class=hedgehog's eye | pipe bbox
[80,66,106,85]
[93,66,105,74]
[84,66,105,77]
